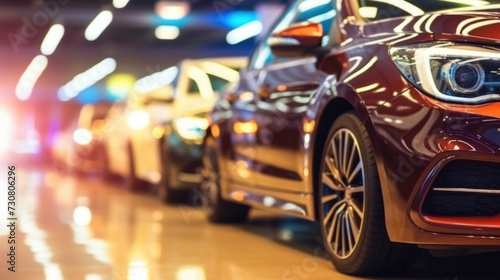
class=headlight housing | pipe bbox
[390,43,500,104]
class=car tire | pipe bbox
[158,137,188,203]
[318,112,416,275]
[202,136,249,223]
[127,143,150,192]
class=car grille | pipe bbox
[422,160,500,216]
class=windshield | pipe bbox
[358,0,500,21]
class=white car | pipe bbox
[104,57,246,198]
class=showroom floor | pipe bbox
[1,167,500,280]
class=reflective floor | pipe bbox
[1,166,500,280]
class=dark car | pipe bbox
[158,57,246,202]
[201,0,500,276]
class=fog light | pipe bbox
[444,61,485,94]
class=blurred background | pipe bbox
[0,0,286,162]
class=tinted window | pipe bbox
[188,72,238,97]
[358,0,500,21]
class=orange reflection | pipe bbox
[211,124,220,138]
[92,119,106,129]
[239,91,254,101]
[303,120,315,133]
[235,160,250,178]
[231,191,246,202]
[152,125,166,139]
[277,85,287,92]
[233,121,258,134]
[276,21,323,38]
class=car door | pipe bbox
[236,0,337,193]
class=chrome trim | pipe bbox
[433,187,500,194]
[267,37,301,46]
[222,183,315,220]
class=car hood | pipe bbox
[362,6,500,45]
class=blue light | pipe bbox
[153,11,258,31]
[225,11,258,29]
[76,86,101,104]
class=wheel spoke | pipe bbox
[321,193,339,204]
[322,174,344,191]
[331,138,340,171]
[351,201,363,218]
[342,132,350,175]
[348,161,362,184]
[327,202,345,244]
[341,213,346,257]
[350,185,365,194]
[323,199,346,226]
[347,207,360,237]
[344,214,353,254]
[333,209,342,254]
[338,132,344,174]
[325,156,345,189]
[346,143,357,180]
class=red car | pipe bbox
[202,0,500,275]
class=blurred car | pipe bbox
[158,57,246,202]
[52,103,111,173]
[202,0,500,276]
[104,57,245,198]
[103,86,174,191]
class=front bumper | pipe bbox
[371,87,500,245]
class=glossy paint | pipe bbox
[207,0,500,247]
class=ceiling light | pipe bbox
[85,10,113,41]
[58,58,117,101]
[15,55,48,101]
[155,1,190,20]
[135,66,178,94]
[155,26,180,40]
[226,20,263,45]
[41,24,65,56]
[113,0,130,9]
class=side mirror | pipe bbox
[143,85,174,103]
[269,22,324,57]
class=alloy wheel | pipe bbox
[321,128,365,260]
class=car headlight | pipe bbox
[390,43,500,104]
[174,117,209,141]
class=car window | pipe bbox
[249,0,336,70]
[188,78,200,94]
[188,71,239,99]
